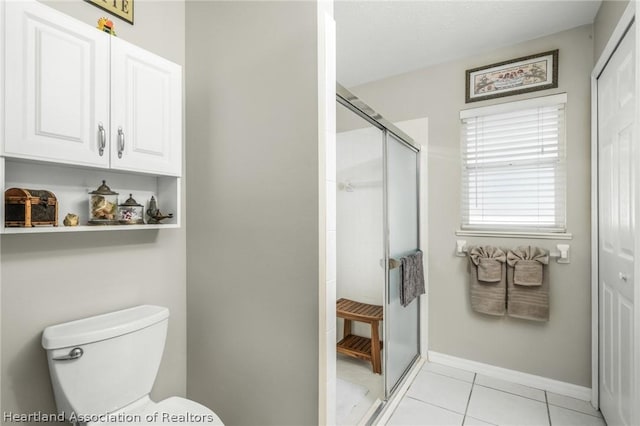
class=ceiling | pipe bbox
[335,0,602,87]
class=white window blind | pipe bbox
[460,94,567,232]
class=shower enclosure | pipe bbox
[335,85,421,421]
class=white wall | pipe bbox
[185,2,322,424]
[1,1,186,421]
[350,24,594,387]
[318,4,336,423]
[336,127,384,339]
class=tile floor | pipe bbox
[386,363,606,426]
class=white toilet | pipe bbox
[42,305,224,425]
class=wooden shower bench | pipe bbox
[336,298,383,374]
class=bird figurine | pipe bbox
[97,17,116,36]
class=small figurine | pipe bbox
[97,17,116,36]
[146,196,173,224]
[63,213,79,227]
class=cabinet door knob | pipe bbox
[98,123,106,156]
[118,127,125,159]
[619,272,629,282]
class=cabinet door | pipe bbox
[4,1,110,167]
[110,38,182,176]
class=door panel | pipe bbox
[619,126,634,258]
[110,38,182,176]
[619,298,633,425]
[598,22,635,426]
[385,133,419,396]
[603,284,614,395]
[4,1,109,167]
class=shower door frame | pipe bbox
[336,84,422,399]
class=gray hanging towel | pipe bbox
[506,246,550,321]
[507,246,549,286]
[468,246,507,316]
[400,250,425,307]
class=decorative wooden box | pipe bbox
[5,188,58,227]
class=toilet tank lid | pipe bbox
[42,305,169,350]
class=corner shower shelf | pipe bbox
[336,298,384,374]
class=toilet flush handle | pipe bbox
[53,347,83,361]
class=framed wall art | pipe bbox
[85,0,134,25]
[465,49,558,103]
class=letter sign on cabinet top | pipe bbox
[85,0,134,25]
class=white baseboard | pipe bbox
[428,351,592,401]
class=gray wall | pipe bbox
[185,2,320,425]
[41,0,185,65]
[594,0,630,61]
[350,25,594,387]
[1,1,186,423]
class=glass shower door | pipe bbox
[385,132,420,397]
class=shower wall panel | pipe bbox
[336,126,384,339]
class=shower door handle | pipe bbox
[53,347,83,361]
[379,258,401,269]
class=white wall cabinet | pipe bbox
[3,0,181,177]
[1,1,182,233]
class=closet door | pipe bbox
[4,0,110,167]
[385,132,420,396]
[598,22,635,426]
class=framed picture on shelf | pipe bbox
[465,49,558,103]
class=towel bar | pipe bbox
[455,240,570,263]
[550,244,570,264]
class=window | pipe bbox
[460,94,567,233]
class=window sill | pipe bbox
[455,230,573,240]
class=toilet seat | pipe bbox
[91,396,224,425]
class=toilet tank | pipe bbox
[42,305,169,419]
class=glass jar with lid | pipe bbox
[88,180,118,225]
[118,194,144,225]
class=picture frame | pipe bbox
[85,0,134,25]
[465,49,558,103]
